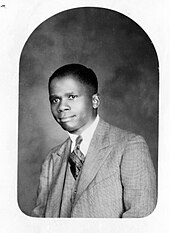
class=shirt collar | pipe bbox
[81,114,99,143]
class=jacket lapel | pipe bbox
[73,119,113,206]
[46,138,71,217]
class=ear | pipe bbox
[92,93,100,109]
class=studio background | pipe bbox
[18,7,159,216]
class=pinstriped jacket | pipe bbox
[32,119,157,218]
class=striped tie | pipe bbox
[69,135,85,179]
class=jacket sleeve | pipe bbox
[120,135,157,218]
[31,153,53,217]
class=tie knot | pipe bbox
[75,135,83,148]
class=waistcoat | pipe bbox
[59,162,79,217]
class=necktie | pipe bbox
[69,135,85,180]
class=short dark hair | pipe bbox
[48,63,98,95]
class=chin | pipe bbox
[60,122,78,133]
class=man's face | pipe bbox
[49,75,98,134]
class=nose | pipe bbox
[57,99,70,113]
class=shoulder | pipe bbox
[99,118,134,140]
[101,119,153,171]
[42,137,70,166]
[99,118,147,147]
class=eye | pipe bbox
[68,95,78,100]
[50,97,60,104]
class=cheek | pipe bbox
[51,105,58,115]
[77,103,93,119]
[76,101,89,113]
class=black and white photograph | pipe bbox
[18,7,158,218]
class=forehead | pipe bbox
[49,75,89,94]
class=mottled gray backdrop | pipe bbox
[18,7,159,216]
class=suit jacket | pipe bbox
[32,119,157,218]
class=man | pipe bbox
[32,64,157,218]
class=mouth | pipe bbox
[59,115,75,123]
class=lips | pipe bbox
[59,115,75,123]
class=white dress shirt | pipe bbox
[68,115,99,156]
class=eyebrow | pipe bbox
[49,92,78,100]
